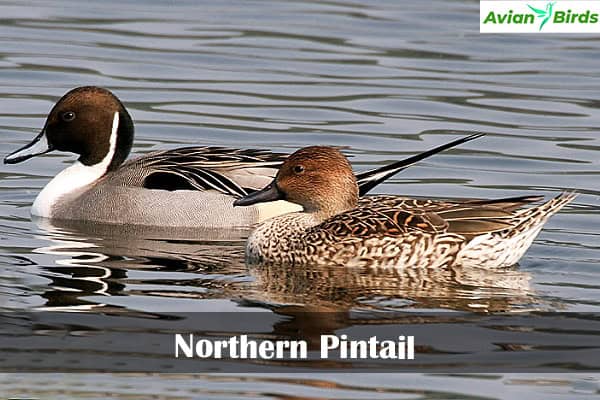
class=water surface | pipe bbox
[1,0,599,398]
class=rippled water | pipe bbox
[1,0,600,398]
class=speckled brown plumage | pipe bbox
[239,146,577,269]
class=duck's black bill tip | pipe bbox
[234,182,284,207]
[4,154,30,164]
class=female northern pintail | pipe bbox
[234,146,576,268]
[3,86,480,227]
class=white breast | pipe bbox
[255,200,302,222]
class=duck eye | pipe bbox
[293,165,305,174]
[61,111,76,122]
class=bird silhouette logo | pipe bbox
[528,2,556,31]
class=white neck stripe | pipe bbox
[31,111,120,217]
[96,111,119,171]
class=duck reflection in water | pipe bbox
[30,217,248,310]
[29,214,543,314]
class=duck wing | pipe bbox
[316,200,449,239]
[123,133,482,198]
[132,146,285,197]
[352,195,546,239]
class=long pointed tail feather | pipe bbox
[515,191,577,221]
[356,132,485,196]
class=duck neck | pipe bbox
[305,180,358,222]
[76,109,133,172]
[32,112,127,218]
[107,108,133,171]
[310,206,347,223]
[304,196,356,223]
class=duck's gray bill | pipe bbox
[4,130,52,164]
[234,182,284,207]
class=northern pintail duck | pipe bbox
[3,86,480,228]
[234,146,576,268]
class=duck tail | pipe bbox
[356,132,485,196]
[458,191,576,268]
[515,191,577,223]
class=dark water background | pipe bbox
[1,0,599,398]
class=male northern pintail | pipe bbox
[234,146,576,268]
[3,86,481,227]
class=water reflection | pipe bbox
[248,262,535,313]
[0,0,598,395]
[31,217,248,309]
[29,216,539,313]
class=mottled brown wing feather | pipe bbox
[354,194,546,239]
[446,219,515,236]
[460,195,544,211]
[314,203,448,239]
[357,195,542,214]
